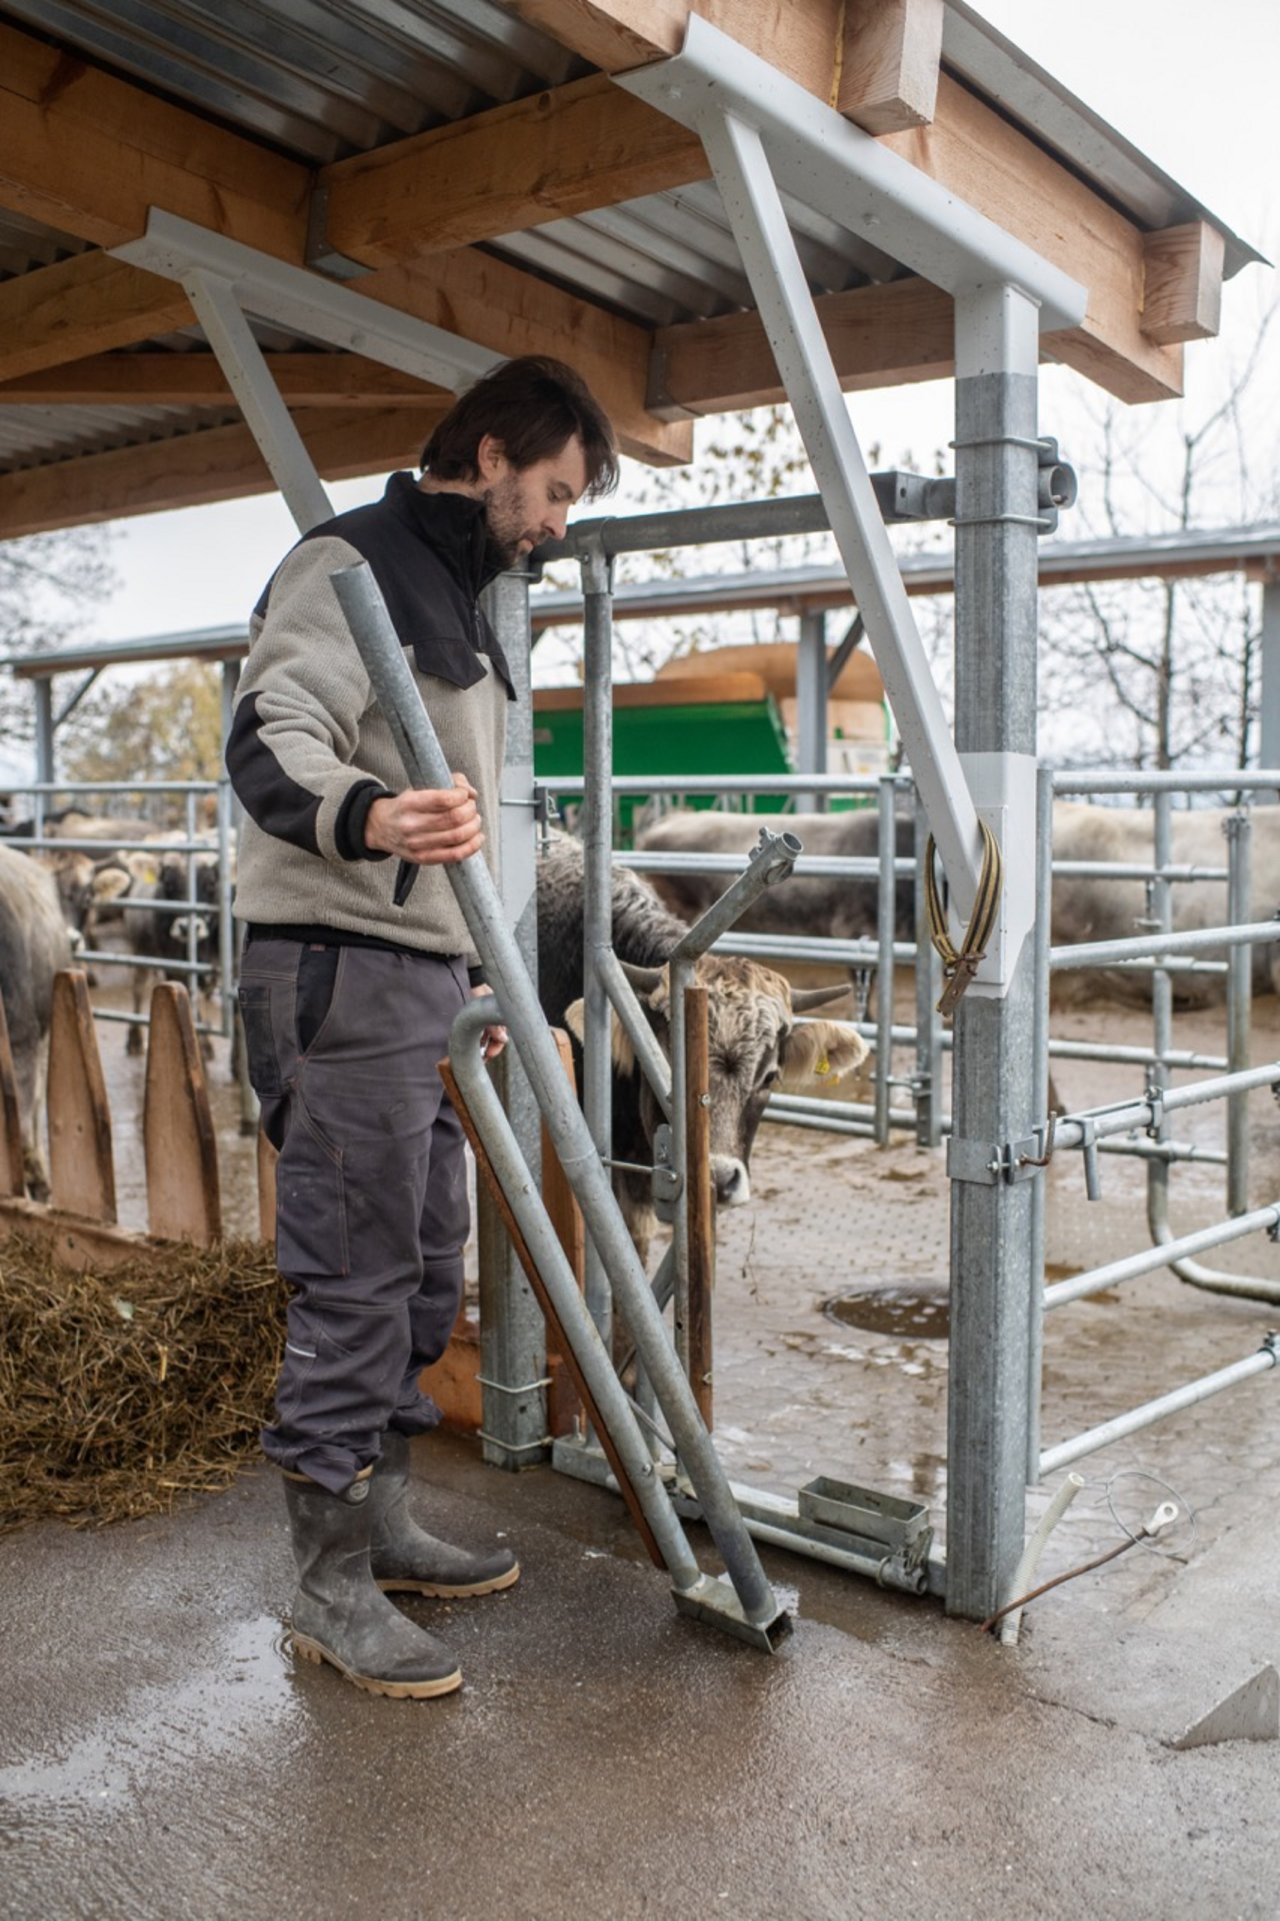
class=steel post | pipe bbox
[1259,580,1280,798]
[945,284,1042,1620]
[1224,813,1252,1217]
[795,609,827,812]
[1026,762,1056,1481]
[874,777,896,1145]
[34,679,54,787]
[581,539,615,1348]
[476,563,549,1468]
[913,792,942,1147]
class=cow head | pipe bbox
[565,959,868,1212]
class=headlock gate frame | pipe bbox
[38,12,1274,1636]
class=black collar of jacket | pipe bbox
[263,472,516,701]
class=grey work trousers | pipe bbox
[238,937,472,1493]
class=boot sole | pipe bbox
[289,1632,462,1698]
[376,1563,521,1599]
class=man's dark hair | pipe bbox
[421,355,619,500]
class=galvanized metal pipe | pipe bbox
[332,559,785,1636]
[914,794,943,1148]
[1052,1061,1280,1153]
[1050,921,1280,970]
[875,778,896,1145]
[1225,814,1252,1217]
[1039,1337,1279,1476]
[1026,763,1055,1483]
[1044,1203,1280,1308]
[581,539,615,1347]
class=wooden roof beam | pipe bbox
[0,254,194,383]
[839,0,945,135]
[0,409,448,539]
[0,20,688,465]
[0,352,453,407]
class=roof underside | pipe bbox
[0,0,1263,529]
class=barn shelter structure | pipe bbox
[0,0,1270,1638]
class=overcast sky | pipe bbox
[81,0,1279,647]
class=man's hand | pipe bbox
[365,772,484,864]
[472,984,508,1061]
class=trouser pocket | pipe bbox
[237,980,286,1097]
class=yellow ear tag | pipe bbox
[815,1054,832,1078]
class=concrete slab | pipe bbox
[2,1430,1278,1921]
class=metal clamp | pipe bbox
[476,1374,553,1397]
[948,433,1077,534]
[1143,1082,1167,1138]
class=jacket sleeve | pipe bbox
[226,537,392,864]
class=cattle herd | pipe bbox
[0,792,1273,1232]
[0,806,226,1195]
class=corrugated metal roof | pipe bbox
[0,0,1263,496]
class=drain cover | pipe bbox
[823,1281,950,1340]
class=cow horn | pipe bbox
[789,983,853,1012]
[620,960,666,995]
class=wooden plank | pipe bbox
[502,0,843,93]
[1142,222,1226,345]
[46,969,116,1224]
[683,985,714,1430]
[143,983,221,1246]
[840,0,945,134]
[322,74,704,268]
[0,254,194,383]
[542,1027,586,1435]
[257,1130,278,1246]
[0,1195,154,1272]
[0,406,442,538]
[0,350,452,407]
[880,74,1185,403]
[439,1054,666,1568]
[652,277,957,416]
[0,21,309,256]
[0,995,26,1199]
[0,22,688,466]
[359,253,691,468]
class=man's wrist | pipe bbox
[335,780,391,861]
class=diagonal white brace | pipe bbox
[696,107,986,916]
[182,268,333,533]
[113,209,499,393]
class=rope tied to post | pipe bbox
[924,821,1003,1018]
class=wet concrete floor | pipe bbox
[3,982,1278,1916]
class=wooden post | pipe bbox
[684,984,715,1428]
[143,982,221,1245]
[541,1026,585,1432]
[0,994,26,1198]
[257,1130,278,1245]
[47,969,116,1222]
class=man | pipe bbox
[228,356,618,1699]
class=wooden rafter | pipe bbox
[0,19,688,468]
[0,352,452,407]
[0,409,443,539]
[0,254,194,383]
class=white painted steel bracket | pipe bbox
[112,210,499,393]
[619,17,1087,948]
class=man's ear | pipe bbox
[476,433,506,483]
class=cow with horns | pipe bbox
[536,833,868,1262]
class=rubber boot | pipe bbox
[369,1431,520,1598]
[282,1468,463,1698]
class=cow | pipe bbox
[536,833,869,1263]
[121,849,221,1055]
[1050,801,1280,1006]
[635,806,916,942]
[0,842,73,1200]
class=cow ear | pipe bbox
[562,999,637,1076]
[779,1019,869,1091]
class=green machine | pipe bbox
[532,675,794,845]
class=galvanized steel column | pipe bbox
[581,539,615,1346]
[1258,581,1280,792]
[946,285,1042,1619]
[795,609,827,811]
[476,562,549,1468]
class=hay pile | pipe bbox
[0,1234,285,1535]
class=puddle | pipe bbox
[823,1281,950,1340]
